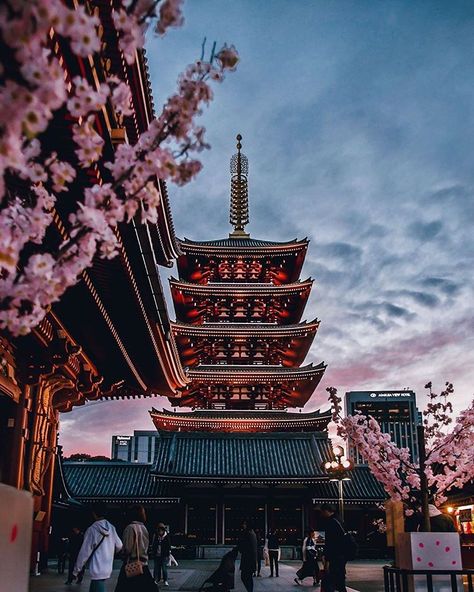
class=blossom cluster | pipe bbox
[0,0,238,335]
[327,384,474,509]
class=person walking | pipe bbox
[254,528,263,577]
[151,522,171,587]
[266,529,280,578]
[429,504,457,532]
[114,505,157,592]
[73,502,123,592]
[321,504,347,592]
[294,528,319,586]
[237,520,258,592]
[66,526,84,584]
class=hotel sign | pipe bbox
[369,392,412,398]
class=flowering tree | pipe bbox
[328,383,474,510]
[0,0,238,335]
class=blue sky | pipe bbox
[61,0,474,455]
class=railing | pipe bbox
[384,566,474,592]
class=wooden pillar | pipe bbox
[27,375,73,573]
[9,385,32,489]
[386,500,405,567]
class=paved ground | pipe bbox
[30,559,387,592]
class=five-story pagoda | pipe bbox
[152,136,327,428]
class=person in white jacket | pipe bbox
[73,502,123,592]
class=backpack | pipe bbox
[334,518,358,561]
[342,531,358,561]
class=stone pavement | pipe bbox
[30,559,387,592]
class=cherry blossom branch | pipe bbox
[0,0,239,335]
[327,384,474,509]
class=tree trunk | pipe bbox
[417,424,431,532]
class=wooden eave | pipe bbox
[178,237,309,256]
[170,278,313,296]
[185,362,325,383]
[37,6,186,400]
[149,407,332,433]
[171,319,320,338]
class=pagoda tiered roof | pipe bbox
[171,319,320,367]
[177,237,308,284]
[170,362,326,409]
[170,278,313,325]
[170,278,313,295]
[179,237,309,253]
[166,136,326,412]
[150,407,332,432]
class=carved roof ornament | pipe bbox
[229,134,250,238]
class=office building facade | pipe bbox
[345,390,420,463]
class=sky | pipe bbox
[60,0,474,456]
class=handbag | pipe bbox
[124,526,144,578]
[168,553,178,567]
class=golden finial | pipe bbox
[229,134,250,238]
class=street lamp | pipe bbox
[322,446,353,522]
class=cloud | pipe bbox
[407,220,443,241]
[421,277,461,296]
[60,1,474,454]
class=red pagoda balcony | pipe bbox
[169,363,327,410]
[170,278,313,325]
[177,237,308,285]
[172,320,320,367]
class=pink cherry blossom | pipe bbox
[0,0,238,336]
[328,384,474,511]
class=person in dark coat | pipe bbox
[65,527,84,584]
[198,547,238,592]
[151,522,171,585]
[254,529,263,577]
[266,529,280,577]
[237,520,258,592]
[294,529,319,586]
[429,504,457,532]
[321,504,347,592]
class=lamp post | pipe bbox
[323,445,353,522]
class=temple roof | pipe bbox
[149,407,332,432]
[62,458,385,503]
[170,278,313,295]
[171,319,320,337]
[179,237,309,254]
[151,408,331,420]
[62,461,174,503]
[314,466,387,504]
[152,431,331,481]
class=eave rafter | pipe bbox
[171,319,320,338]
[170,278,313,296]
[178,237,309,256]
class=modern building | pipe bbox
[111,431,158,463]
[345,390,420,463]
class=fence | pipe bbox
[384,566,474,592]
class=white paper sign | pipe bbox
[398,532,462,592]
[0,484,33,592]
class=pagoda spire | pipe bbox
[229,134,250,238]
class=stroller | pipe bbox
[198,548,238,592]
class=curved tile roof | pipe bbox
[152,432,330,480]
[62,462,168,501]
[179,237,308,251]
[151,408,332,421]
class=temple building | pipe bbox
[61,137,385,554]
[0,0,185,572]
